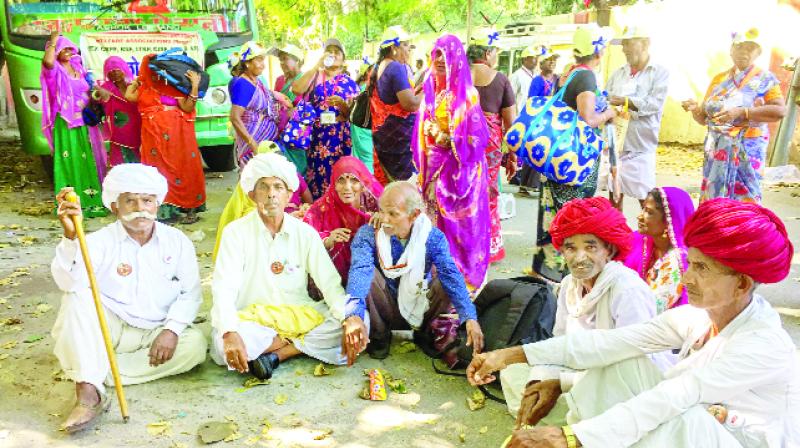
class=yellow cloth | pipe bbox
[237,303,325,340]
[213,184,255,261]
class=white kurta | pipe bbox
[500,261,662,415]
[509,66,536,114]
[210,211,348,365]
[50,221,205,392]
[605,62,669,200]
[523,295,800,448]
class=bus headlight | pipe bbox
[22,89,43,112]
[210,88,227,105]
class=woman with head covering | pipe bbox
[625,187,695,313]
[682,28,786,203]
[370,26,423,185]
[413,33,491,291]
[292,38,360,199]
[40,31,107,217]
[530,25,617,283]
[96,56,142,165]
[272,43,305,103]
[303,156,383,284]
[468,28,518,263]
[228,41,290,170]
[124,53,205,224]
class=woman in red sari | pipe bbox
[303,156,383,284]
[126,54,206,224]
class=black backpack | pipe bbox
[148,48,210,98]
[454,276,557,368]
[349,88,372,129]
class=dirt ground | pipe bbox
[0,134,798,448]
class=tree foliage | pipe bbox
[255,0,583,56]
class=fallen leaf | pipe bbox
[236,377,271,392]
[223,431,243,442]
[386,378,408,394]
[0,354,9,361]
[459,432,466,443]
[1,318,21,326]
[273,394,288,405]
[313,363,333,376]
[1,341,18,350]
[35,303,53,314]
[146,420,171,436]
[394,341,417,354]
[198,421,237,444]
[479,426,488,434]
[358,382,371,400]
[467,388,486,411]
[313,428,334,440]
[170,443,188,448]
[23,334,44,343]
[52,369,68,381]
[49,412,61,417]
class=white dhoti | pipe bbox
[557,358,744,447]
[51,291,208,394]
[210,311,346,368]
[608,151,656,201]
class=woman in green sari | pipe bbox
[40,31,106,217]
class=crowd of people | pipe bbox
[42,20,798,448]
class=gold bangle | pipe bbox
[744,107,750,120]
[562,425,578,448]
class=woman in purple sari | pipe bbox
[624,186,695,313]
[40,31,106,217]
[413,34,491,291]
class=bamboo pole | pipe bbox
[65,192,130,423]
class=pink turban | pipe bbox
[550,197,633,261]
[683,198,793,284]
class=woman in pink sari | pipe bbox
[624,186,695,313]
[413,34,491,290]
[97,56,142,165]
[304,156,382,284]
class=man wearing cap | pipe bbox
[469,198,799,447]
[491,197,663,418]
[605,26,670,209]
[211,153,368,381]
[51,164,206,433]
[509,45,539,114]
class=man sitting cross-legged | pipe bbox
[499,197,665,419]
[52,164,207,433]
[211,153,368,379]
[345,181,484,359]
[468,198,799,448]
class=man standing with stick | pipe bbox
[51,164,207,433]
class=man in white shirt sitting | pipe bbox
[468,198,799,448]
[498,197,660,418]
[52,164,206,433]
[211,153,368,380]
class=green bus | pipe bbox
[1,0,257,171]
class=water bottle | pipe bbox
[323,54,335,68]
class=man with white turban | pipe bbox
[51,163,206,434]
[211,153,367,380]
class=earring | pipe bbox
[662,229,669,239]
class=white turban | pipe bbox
[240,153,299,193]
[101,164,168,209]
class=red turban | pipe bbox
[683,198,793,284]
[550,197,632,261]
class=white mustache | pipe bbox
[121,211,157,222]
[381,223,394,229]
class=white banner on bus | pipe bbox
[79,32,204,82]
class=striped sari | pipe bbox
[234,78,281,170]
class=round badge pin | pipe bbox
[270,261,284,274]
[117,263,133,277]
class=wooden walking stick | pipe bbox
[65,192,130,422]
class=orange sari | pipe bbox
[137,54,206,210]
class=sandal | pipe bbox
[179,212,200,225]
[61,393,110,434]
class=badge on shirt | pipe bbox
[163,255,173,264]
[271,261,284,274]
[117,263,133,277]
[320,111,336,125]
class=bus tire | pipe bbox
[200,145,235,172]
